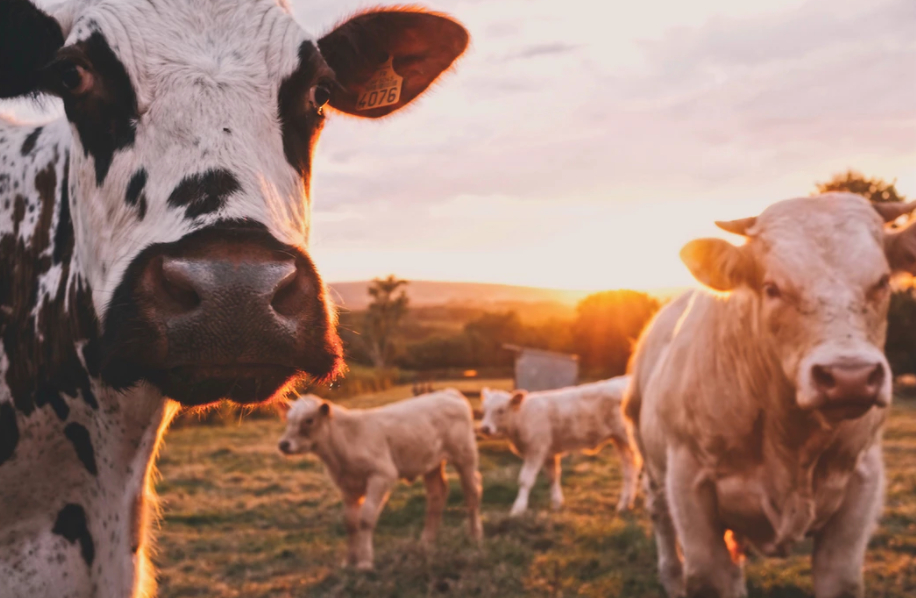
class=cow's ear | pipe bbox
[318,401,332,418]
[0,0,65,99]
[680,238,753,291]
[318,8,468,118]
[885,219,916,274]
[509,391,526,410]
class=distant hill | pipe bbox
[327,280,592,311]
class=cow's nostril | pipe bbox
[867,364,885,389]
[270,264,310,318]
[279,440,291,453]
[812,365,836,390]
[155,257,201,312]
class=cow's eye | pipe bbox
[309,84,331,110]
[762,282,781,300]
[304,417,314,426]
[58,62,92,95]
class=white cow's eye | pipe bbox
[762,282,781,300]
[872,274,890,295]
[304,417,314,426]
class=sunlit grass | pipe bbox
[154,390,916,597]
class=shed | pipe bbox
[503,345,579,392]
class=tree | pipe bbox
[572,290,660,377]
[363,275,409,369]
[816,170,906,204]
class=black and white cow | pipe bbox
[0,0,467,595]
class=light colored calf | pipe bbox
[278,390,483,569]
[479,377,639,516]
[625,193,916,598]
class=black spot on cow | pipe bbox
[64,422,97,475]
[36,383,70,421]
[1,157,101,418]
[53,155,73,265]
[20,127,42,156]
[52,504,95,567]
[0,0,64,99]
[57,32,138,185]
[125,168,147,220]
[277,42,325,191]
[167,169,240,219]
[0,403,19,466]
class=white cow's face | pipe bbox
[682,193,916,420]
[278,395,329,455]
[2,0,467,405]
[479,388,524,435]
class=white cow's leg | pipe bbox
[812,445,884,598]
[510,452,545,516]
[355,475,393,570]
[454,458,484,541]
[342,494,363,567]
[421,462,448,545]
[612,435,640,513]
[667,447,746,598]
[645,473,685,598]
[544,454,564,510]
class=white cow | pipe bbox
[625,193,916,598]
[479,377,639,516]
[278,391,483,570]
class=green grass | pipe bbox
[154,387,916,598]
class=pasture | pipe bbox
[154,383,916,598]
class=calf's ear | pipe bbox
[680,238,753,292]
[319,402,332,417]
[318,8,468,118]
[0,0,65,98]
[509,391,526,410]
[885,219,916,274]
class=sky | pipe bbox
[5,0,916,291]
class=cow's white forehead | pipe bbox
[752,193,887,285]
[288,395,322,421]
[482,389,511,408]
[65,0,309,101]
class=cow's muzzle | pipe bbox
[100,222,343,405]
[801,357,891,420]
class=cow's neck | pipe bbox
[698,290,879,553]
[0,117,172,597]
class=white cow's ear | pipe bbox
[509,391,526,410]
[318,401,332,418]
[0,0,66,98]
[317,8,468,118]
[885,219,916,274]
[680,238,753,292]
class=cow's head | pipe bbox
[277,394,329,455]
[1,0,467,405]
[479,388,524,435]
[681,193,916,421]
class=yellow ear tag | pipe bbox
[356,57,403,111]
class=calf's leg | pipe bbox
[355,475,394,570]
[667,447,746,598]
[812,445,884,598]
[343,494,364,567]
[612,435,640,513]
[544,454,564,510]
[421,462,448,545]
[454,457,484,541]
[510,450,546,516]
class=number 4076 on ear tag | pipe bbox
[356,57,403,111]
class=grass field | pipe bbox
[154,384,916,598]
